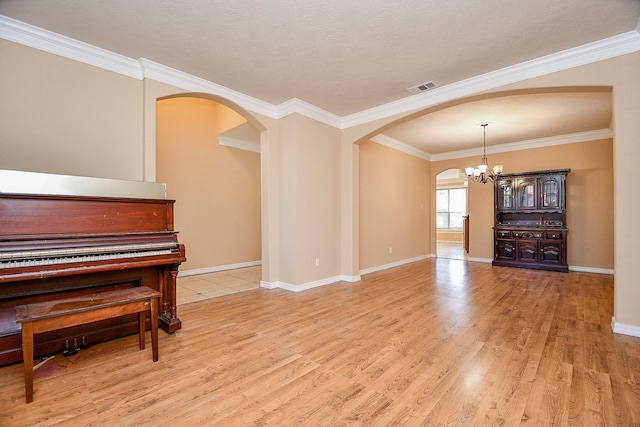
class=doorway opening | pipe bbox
[156,95,263,303]
[436,169,468,260]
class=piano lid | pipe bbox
[0,169,166,200]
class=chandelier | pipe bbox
[465,122,503,184]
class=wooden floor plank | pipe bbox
[0,258,638,426]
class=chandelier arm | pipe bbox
[466,122,501,184]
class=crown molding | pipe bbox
[0,15,142,79]
[139,58,278,119]
[370,135,432,161]
[373,129,612,162]
[0,15,279,118]
[430,128,613,161]
[217,122,261,152]
[341,30,640,129]
[275,98,342,128]
[218,134,261,153]
[2,14,639,129]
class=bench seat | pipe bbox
[15,286,161,403]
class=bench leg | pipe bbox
[150,298,159,362]
[138,311,146,350]
[21,322,34,403]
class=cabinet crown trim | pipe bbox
[497,168,570,179]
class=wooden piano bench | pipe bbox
[15,286,161,403]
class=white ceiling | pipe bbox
[0,1,638,155]
[383,89,613,155]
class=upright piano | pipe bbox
[0,170,186,367]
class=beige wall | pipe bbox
[277,114,343,286]
[608,54,640,331]
[432,139,613,269]
[437,231,463,242]
[156,97,261,272]
[277,114,299,284]
[0,40,144,180]
[1,36,638,330]
[359,140,431,270]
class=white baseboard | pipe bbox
[359,254,433,276]
[467,257,493,263]
[447,257,613,273]
[341,274,362,283]
[569,265,614,275]
[261,274,359,292]
[259,280,279,290]
[179,260,261,277]
[611,317,640,337]
[184,258,614,293]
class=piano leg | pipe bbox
[158,265,181,332]
[21,322,34,403]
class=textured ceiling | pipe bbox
[0,1,637,154]
[1,0,638,116]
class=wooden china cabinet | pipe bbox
[492,169,570,272]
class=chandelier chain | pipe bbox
[465,122,503,184]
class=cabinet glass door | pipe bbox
[541,176,562,209]
[496,179,515,210]
[518,178,537,210]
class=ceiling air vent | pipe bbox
[407,80,437,95]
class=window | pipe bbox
[436,188,466,229]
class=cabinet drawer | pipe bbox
[513,231,543,239]
[497,230,511,238]
[546,231,563,239]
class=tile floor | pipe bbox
[176,265,261,305]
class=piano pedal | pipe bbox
[62,338,78,356]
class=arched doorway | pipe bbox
[156,95,263,302]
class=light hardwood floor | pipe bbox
[1,258,638,426]
[437,241,467,261]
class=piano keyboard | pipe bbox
[0,242,177,269]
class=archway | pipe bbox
[354,86,611,272]
[156,95,265,301]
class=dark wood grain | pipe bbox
[0,193,185,366]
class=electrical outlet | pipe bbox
[315,258,320,267]
[389,247,393,254]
